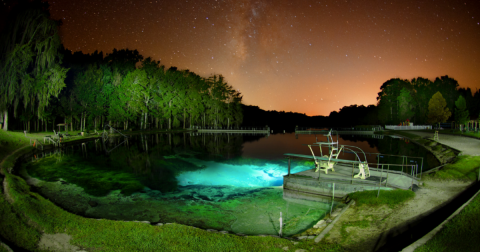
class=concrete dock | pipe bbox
[283,163,419,203]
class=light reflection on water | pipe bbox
[21,131,439,235]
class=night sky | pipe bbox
[42,0,480,116]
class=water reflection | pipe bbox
[25,132,439,197]
[20,132,440,236]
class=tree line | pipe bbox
[376,76,477,127]
[0,1,243,132]
[308,76,477,128]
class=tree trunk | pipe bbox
[183,108,186,129]
[169,100,172,130]
[145,111,148,130]
[3,110,7,131]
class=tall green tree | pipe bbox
[454,95,469,128]
[410,77,435,124]
[104,48,143,76]
[397,87,415,122]
[427,92,451,126]
[0,0,68,130]
[376,78,410,124]
[432,76,459,119]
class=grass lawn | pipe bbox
[414,189,480,252]
[346,189,415,208]
[0,129,345,252]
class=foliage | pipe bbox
[427,92,451,125]
[376,78,410,124]
[427,155,480,181]
[377,76,461,125]
[454,95,469,126]
[347,189,415,208]
[0,0,68,127]
[397,87,416,121]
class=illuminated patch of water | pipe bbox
[176,161,310,187]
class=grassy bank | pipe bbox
[426,155,480,182]
[415,189,480,252]
[347,189,415,208]
[0,129,344,251]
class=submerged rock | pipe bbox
[88,200,98,207]
[313,220,326,229]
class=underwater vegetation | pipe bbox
[24,142,207,196]
[25,153,145,196]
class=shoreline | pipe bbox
[1,129,478,251]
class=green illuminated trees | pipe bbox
[427,92,451,125]
[397,87,416,122]
[73,64,103,131]
[433,76,459,116]
[376,76,462,125]
[455,95,470,128]
[376,78,410,124]
[410,77,435,124]
[0,0,68,131]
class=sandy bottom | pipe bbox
[321,178,472,251]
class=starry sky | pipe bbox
[41,0,480,116]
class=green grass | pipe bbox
[427,155,480,181]
[415,190,480,252]
[0,130,31,162]
[340,219,371,242]
[0,129,345,252]
[347,189,415,208]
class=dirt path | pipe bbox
[320,132,479,251]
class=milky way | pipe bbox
[40,0,480,115]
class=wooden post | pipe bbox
[330,183,335,215]
[385,164,389,187]
[288,157,291,176]
[411,166,414,191]
[377,163,384,198]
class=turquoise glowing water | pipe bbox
[20,132,439,236]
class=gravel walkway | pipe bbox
[405,131,480,156]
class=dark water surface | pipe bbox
[20,132,439,236]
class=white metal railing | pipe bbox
[385,125,432,130]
